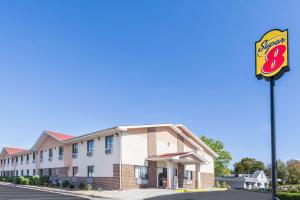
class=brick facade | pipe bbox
[201,172,215,188]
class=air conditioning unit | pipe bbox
[48,157,52,162]
[105,149,112,154]
[58,155,64,160]
[40,159,43,163]
[32,160,36,164]
[72,154,78,159]
[136,178,142,185]
[87,151,93,157]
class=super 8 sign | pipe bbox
[256,29,289,80]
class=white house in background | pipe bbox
[216,170,269,190]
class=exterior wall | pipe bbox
[121,131,148,166]
[156,127,178,155]
[72,133,120,177]
[37,136,65,169]
[201,172,215,188]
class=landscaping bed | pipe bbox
[277,192,300,200]
[0,176,92,191]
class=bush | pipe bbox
[277,192,300,200]
[79,182,86,190]
[30,175,40,185]
[62,180,69,188]
[69,183,75,189]
[39,176,49,186]
[20,177,30,185]
[86,183,93,191]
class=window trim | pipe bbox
[87,165,94,177]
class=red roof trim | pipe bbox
[46,131,75,141]
[4,147,28,155]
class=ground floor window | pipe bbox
[39,169,44,176]
[73,167,78,177]
[16,170,19,176]
[21,170,23,176]
[87,166,94,177]
[184,170,193,181]
[27,170,29,176]
[33,169,36,176]
[134,166,149,180]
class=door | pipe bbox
[157,168,167,188]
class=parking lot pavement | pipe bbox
[146,190,272,200]
[0,184,90,200]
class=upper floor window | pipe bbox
[72,143,78,154]
[15,156,18,163]
[32,152,36,160]
[21,155,23,162]
[7,158,10,164]
[59,146,64,156]
[40,150,44,160]
[49,148,53,158]
[87,140,94,152]
[26,154,29,161]
[105,135,113,154]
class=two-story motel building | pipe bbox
[0,124,217,190]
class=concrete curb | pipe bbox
[176,188,228,193]
[0,182,110,199]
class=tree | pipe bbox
[200,135,232,176]
[265,160,289,184]
[287,159,300,184]
[234,158,265,175]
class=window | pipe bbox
[73,167,78,177]
[8,158,10,164]
[21,170,24,176]
[32,152,36,160]
[59,147,64,156]
[134,166,149,180]
[87,166,94,177]
[39,169,44,176]
[87,140,94,152]
[72,143,78,154]
[33,169,36,176]
[184,170,193,181]
[16,170,18,176]
[105,136,113,154]
[40,151,43,161]
[26,154,29,161]
[27,170,29,176]
[21,155,23,163]
[49,148,53,158]
[49,169,52,176]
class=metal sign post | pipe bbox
[255,29,289,200]
[270,78,277,200]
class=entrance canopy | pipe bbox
[147,151,208,164]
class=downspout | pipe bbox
[119,131,123,190]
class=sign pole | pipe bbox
[270,78,277,200]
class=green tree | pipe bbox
[200,135,232,176]
[234,158,265,175]
[265,160,289,184]
[287,159,300,184]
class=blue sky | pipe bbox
[0,0,299,167]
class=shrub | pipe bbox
[222,182,231,189]
[14,176,21,184]
[62,180,69,188]
[86,183,93,191]
[277,192,300,200]
[79,182,86,190]
[8,176,14,183]
[69,183,75,189]
[39,176,49,186]
[30,175,40,185]
[20,177,30,185]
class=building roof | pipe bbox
[4,147,27,155]
[0,147,28,158]
[46,130,75,141]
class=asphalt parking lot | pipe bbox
[0,184,89,200]
[146,190,272,200]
